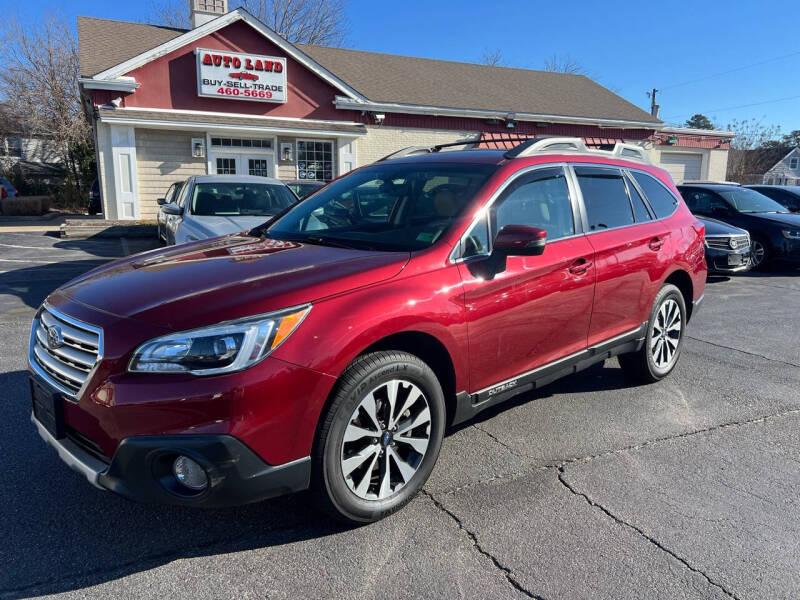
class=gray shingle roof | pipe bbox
[78,16,660,125]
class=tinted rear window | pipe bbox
[632,172,679,218]
[575,167,634,231]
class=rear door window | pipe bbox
[575,167,634,231]
[632,172,679,218]
[681,189,723,216]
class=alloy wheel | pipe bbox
[340,379,431,500]
[750,240,766,268]
[651,298,682,370]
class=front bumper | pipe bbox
[32,412,311,507]
[704,247,751,274]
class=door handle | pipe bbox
[649,237,663,251]
[568,258,592,275]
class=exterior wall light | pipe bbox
[191,138,205,158]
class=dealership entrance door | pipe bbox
[211,154,275,177]
[208,135,276,177]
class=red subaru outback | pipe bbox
[29,138,706,523]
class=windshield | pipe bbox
[190,182,296,217]
[264,163,497,251]
[718,188,787,213]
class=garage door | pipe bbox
[659,153,702,184]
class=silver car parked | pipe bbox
[158,175,298,245]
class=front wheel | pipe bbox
[311,351,445,523]
[750,237,769,270]
[619,283,686,383]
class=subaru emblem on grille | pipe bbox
[46,325,64,350]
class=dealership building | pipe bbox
[78,1,734,220]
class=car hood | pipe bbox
[184,215,277,238]
[698,216,747,236]
[745,212,800,227]
[55,235,409,330]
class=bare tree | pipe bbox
[147,0,191,29]
[479,48,504,67]
[725,118,781,183]
[0,13,92,201]
[543,53,585,74]
[148,0,348,46]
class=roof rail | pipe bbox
[376,146,434,162]
[505,137,587,158]
[376,138,540,162]
[505,136,652,164]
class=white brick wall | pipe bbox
[135,129,207,219]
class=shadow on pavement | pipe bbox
[453,360,637,433]
[0,259,112,311]
[2,371,347,599]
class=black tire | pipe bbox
[750,236,770,270]
[311,351,445,524]
[619,283,687,383]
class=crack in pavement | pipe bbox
[441,407,800,497]
[555,466,741,600]
[473,422,525,458]
[422,491,548,600]
[687,335,800,369]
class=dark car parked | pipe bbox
[678,183,800,269]
[88,180,102,215]
[745,185,800,213]
[286,179,325,200]
[697,216,751,274]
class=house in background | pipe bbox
[762,147,800,185]
[77,1,733,220]
[0,103,65,194]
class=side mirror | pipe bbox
[161,202,183,216]
[493,225,547,256]
[157,198,166,206]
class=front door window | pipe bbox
[248,158,270,177]
[216,157,237,175]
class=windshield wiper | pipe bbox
[292,235,369,250]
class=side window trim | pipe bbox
[450,163,583,263]
[623,170,656,220]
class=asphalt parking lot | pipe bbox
[2,233,799,600]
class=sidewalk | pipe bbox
[0,213,95,234]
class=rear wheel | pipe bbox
[619,283,686,383]
[311,351,445,523]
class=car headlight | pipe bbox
[781,229,800,240]
[129,305,310,375]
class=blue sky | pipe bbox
[12,0,800,134]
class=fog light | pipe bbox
[173,455,208,491]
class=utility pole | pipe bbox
[649,88,660,118]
